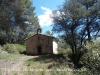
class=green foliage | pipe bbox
[57,39,72,61]
[0,31,7,44]
[44,31,53,36]
[58,39,85,66]
[58,40,69,54]
[52,0,100,67]
[26,32,35,37]
[3,43,26,54]
[0,0,40,44]
[77,41,100,75]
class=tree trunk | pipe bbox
[86,5,91,41]
[87,26,91,41]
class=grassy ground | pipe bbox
[0,54,73,75]
[0,54,25,75]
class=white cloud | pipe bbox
[38,6,53,27]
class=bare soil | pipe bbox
[0,55,38,75]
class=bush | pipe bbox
[78,41,100,75]
[3,43,26,54]
[0,45,3,50]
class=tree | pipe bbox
[52,0,100,66]
[44,30,53,36]
[52,0,82,66]
[0,0,14,44]
[0,0,40,44]
[78,0,100,42]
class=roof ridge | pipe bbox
[25,33,55,40]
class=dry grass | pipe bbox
[0,54,73,75]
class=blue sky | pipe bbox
[31,0,64,35]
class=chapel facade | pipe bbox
[25,28,58,55]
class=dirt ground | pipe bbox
[0,51,73,75]
[0,55,38,75]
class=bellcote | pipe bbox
[37,28,42,34]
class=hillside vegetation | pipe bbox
[0,41,100,75]
[0,50,73,75]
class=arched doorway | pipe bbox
[38,46,42,54]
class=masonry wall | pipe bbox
[26,34,53,55]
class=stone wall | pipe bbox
[26,34,53,55]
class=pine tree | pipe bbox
[0,0,40,44]
[79,0,100,41]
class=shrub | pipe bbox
[78,41,100,75]
[3,43,26,54]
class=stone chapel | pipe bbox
[25,28,58,55]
